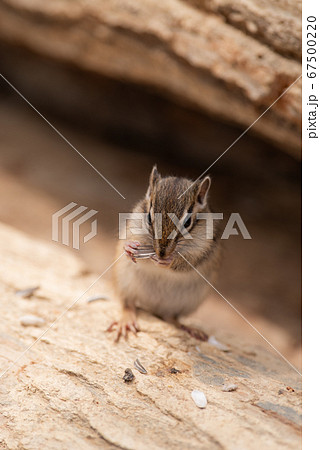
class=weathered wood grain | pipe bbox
[0,223,301,449]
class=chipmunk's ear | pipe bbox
[196,176,211,206]
[146,165,160,199]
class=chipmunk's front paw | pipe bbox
[106,308,140,342]
[124,240,141,263]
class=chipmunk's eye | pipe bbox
[183,215,192,229]
[147,212,152,226]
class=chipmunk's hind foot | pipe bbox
[107,308,139,342]
[165,317,208,341]
[179,324,208,341]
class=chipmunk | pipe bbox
[108,165,221,341]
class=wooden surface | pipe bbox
[0,223,301,449]
[0,0,301,156]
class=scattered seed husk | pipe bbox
[20,315,45,327]
[156,370,165,377]
[134,358,147,374]
[15,286,39,298]
[123,368,135,382]
[208,335,230,352]
[169,368,181,374]
[86,295,110,303]
[191,390,207,408]
[286,386,295,393]
[278,389,284,395]
[222,384,238,392]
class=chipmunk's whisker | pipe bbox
[135,245,154,250]
[134,253,156,259]
[135,252,156,256]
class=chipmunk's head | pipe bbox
[144,165,211,265]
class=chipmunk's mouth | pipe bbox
[151,253,174,267]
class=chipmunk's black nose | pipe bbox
[159,248,166,258]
